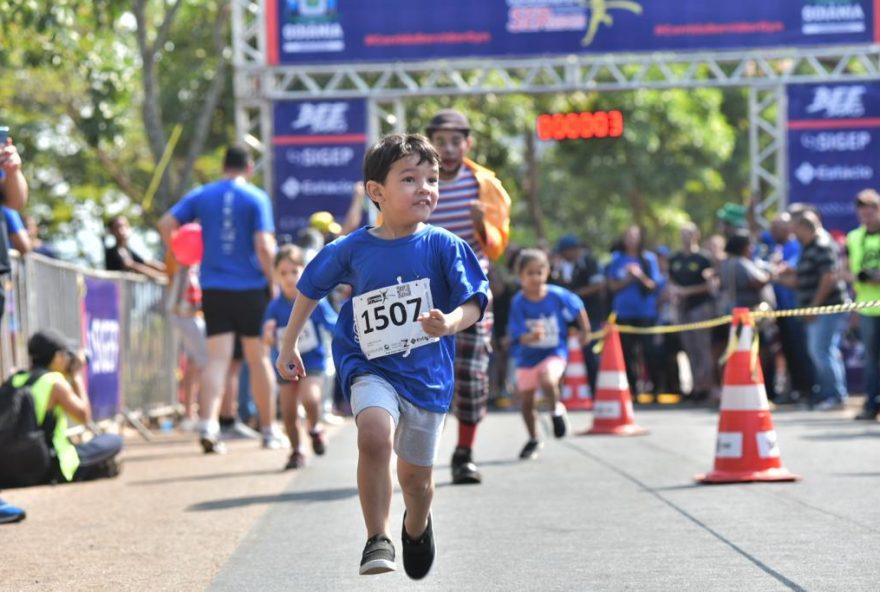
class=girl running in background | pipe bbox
[263,245,337,469]
[508,249,590,460]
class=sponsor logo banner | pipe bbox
[272,98,367,240]
[788,81,880,232]
[84,277,121,420]
[266,0,878,65]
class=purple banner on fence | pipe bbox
[84,277,121,420]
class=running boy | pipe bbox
[508,249,590,460]
[264,244,337,470]
[276,133,488,579]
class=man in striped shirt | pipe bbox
[426,109,511,484]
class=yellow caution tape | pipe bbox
[587,299,880,339]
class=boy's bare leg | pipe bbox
[280,383,300,450]
[300,377,323,432]
[356,407,394,537]
[520,389,538,440]
[397,459,433,538]
[540,374,561,412]
[241,336,277,431]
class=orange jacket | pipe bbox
[462,157,511,262]
[373,157,512,261]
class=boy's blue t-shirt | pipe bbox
[297,225,489,413]
[508,284,584,368]
[169,178,274,291]
[605,251,662,320]
[264,295,337,372]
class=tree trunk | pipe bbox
[175,2,231,206]
[524,131,547,244]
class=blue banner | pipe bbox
[272,98,367,240]
[787,81,880,232]
[83,277,121,421]
[266,0,878,65]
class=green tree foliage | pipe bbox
[2,4,749,263]
[401,87,748,256]
[0,0,232,263]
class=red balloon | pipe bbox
[171,223,203,266]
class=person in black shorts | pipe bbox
[158,145,283,453]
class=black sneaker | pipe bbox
[450,447,482,485]
[200,434,227,454]
[519,439,541,460]
[854,409,879,421]
[552,413,568,438]
[360,534,396,575]
[309,429,327,455]
[402,512,435,580]
[284,451,305,470]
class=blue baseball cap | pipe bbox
[555,234,581,252]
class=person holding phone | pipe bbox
[0,128,29,521]
[0,129,28,324]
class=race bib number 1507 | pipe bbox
[352,278,438,360]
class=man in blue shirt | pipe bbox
[158,145,282,453]
[755,213,814,403]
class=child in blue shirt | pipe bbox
[263,244,337,470]
[508,249,590,460]
[276,133,488,580]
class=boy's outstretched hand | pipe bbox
[418,309,456,337]
[276,345,305,381]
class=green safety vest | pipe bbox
[12,371,80,481]
[847,226,880,317]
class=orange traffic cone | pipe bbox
[561,332,593,411]
[696,308,800,483]
[580,319,648,436]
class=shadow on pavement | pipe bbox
[799,430,880,441]
[187,486,359,511]
[128,468,284,486]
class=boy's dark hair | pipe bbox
[223,144,251,171]
[274,244,305,268]
[515,248,549,275]
[362,133,440,210]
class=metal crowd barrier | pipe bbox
[0,251,176,420]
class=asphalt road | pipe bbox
[5,404,879,591]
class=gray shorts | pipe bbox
[350,374,446,467]
[171,315,208,368]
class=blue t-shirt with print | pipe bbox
[605,251,662,320]
[508,284,584,368]
[264,295,337,372]
[169,178,274,291]
[297,225,489,413]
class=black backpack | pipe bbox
[0,370,56,488]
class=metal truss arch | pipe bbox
[232,0,880,220]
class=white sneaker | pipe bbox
[221,421,260,440]
[261,426,289,450]
[178,418,199,432]
[322,412,346,426]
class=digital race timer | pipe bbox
[536,110,624,141]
